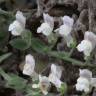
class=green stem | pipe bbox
[68,47,75,57]
[0,9,14,17]
[48,51,96,67]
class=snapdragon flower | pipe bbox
[55,16,74,47]
[23,54,35,76]
[9,11,26,36]
[48,64,63,88]
[32,75,51,95]
[76,69,96,93]
[77,31,96,57]
[32,64,63,95]
[37,13,54,36]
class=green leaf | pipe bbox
[10,30,32,50]
[48,51,70,58]
[0,68,27,91]
[21,30,32,46]
[31,38,51,54]
[10,38,30,50]
[0,53,12,63]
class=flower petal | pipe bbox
[37,23,52,36]
[43,13,54,28]
[77,40,92,56]
[25,54,35,66]
[76,77,90,93]
[9,20,24,36]
[16,11,26,27]
[50,64,63,79]
[37,27,42,33]
[59,24,72,36]
[79,69,92,80]
[62,16,74,27]
[39,75,50,95]
[84,31,96,49]
[42,90,48,95]
[49,74,62,88]
[32,84,39,88]
[23,54,35,76]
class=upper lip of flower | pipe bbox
[76,69,96,93]
[62,16,74,27]
[23,54,35,76]
[8,11,26,36]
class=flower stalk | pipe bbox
[48,51,96,67]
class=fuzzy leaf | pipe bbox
[31,38,51,53]
[0,53,12,63]
[0,68,27,91]
[10,38,29,50]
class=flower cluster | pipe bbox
[37,13,96,57]
[37,13,74,47]
[23,54,63,95]
[8,11,96,58]
[8,11,96,95]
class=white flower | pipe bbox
[32,75,50,95]
[32,64,63,95]
[79,69,92,80]
[75,69,96,93]
[9,21,24,36]
[59,16,74,36]
[49,73,62,88]
[50,64,62,79]
[62,15,74,27]
[37,23,53,36]
[55,16,74,47]
[16,11,26,27]
[37,13,54,36]
[59,24,72,36]
[77,31,96,57]
[9,11,26,36]
[48,64,63,88]
[84,31,96,49]
[39,75,51,95]
[23,54,35,76]
[76,77,90,92]
[77,40,92,56]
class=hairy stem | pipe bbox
[48,51,96,67]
